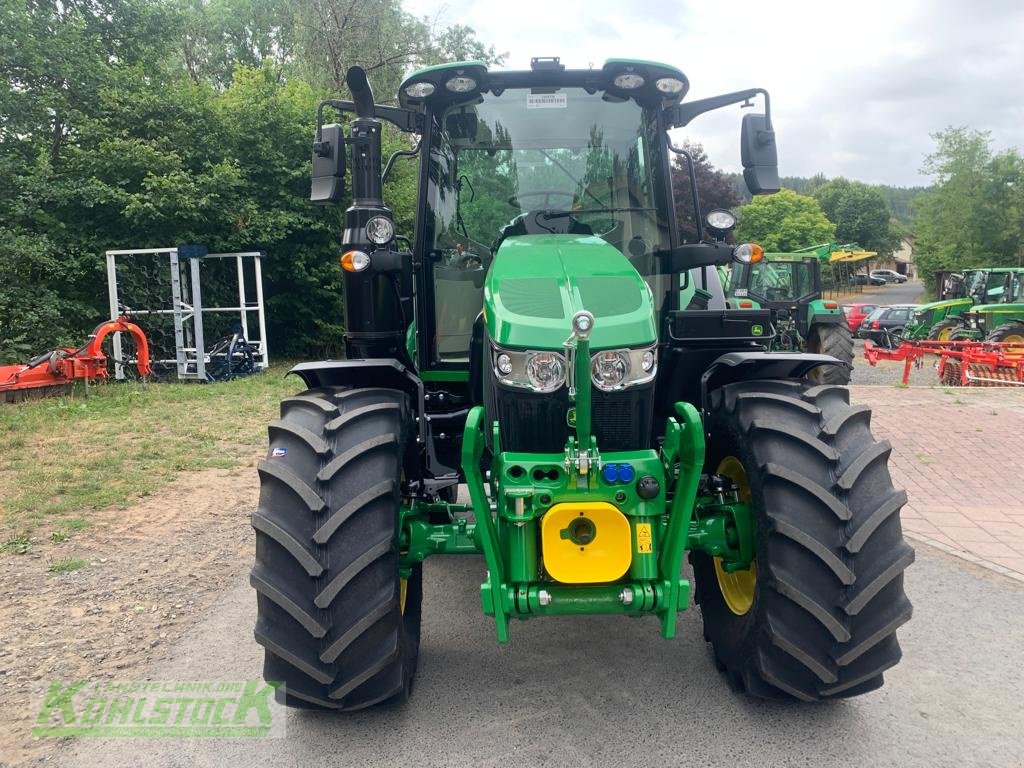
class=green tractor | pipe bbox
[903,268,1024,341]
[251,57,913,709]
[725,245,854,384]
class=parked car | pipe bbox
[843,302,879,333]
[857,304,919,347]
[870,269,908,284]
[850,273,887,286]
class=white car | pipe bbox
[870,269,908,284]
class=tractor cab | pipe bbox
[727,254,851,379]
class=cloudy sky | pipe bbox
[405,0,1024,187]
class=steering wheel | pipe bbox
[508,191,576,209]
[454,251,487,269]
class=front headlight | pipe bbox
[591,345,657,392]
[492,346,567,392]
[526,352,566,393]
[491,344,655,393]
[592,350,629,390]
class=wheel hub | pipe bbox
[713,456,757,616]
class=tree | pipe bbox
[734,189,836,252]
[813,178,901,256]
[914,127,1024,285]
[670,141,740,242]
[0,0,502,359]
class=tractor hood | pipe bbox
[484,235,656,350]
[917,298,974,313]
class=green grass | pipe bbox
[1,534,32,554]
[0,364,300,536]
[48,557,90,573]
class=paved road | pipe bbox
[837,279,926,307]
[856,386,1024,578]
[57,543,1024,768]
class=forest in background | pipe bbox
[3,0,1023,363]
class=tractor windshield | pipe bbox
[966,270,1011,303]
[735,261,817,304]
[425,87,671,362]
[428,89,669,259]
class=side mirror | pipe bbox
[662,243,735,272]
[311,123,346,204]
[741,113,779,195]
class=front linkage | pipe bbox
[399,312,755,642]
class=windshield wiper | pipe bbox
[540,207,656,218]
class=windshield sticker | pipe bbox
[527,93,567,109]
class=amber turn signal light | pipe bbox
[340,250,371,272]
[732,243,764,264]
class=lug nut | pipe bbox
[538,589,552,606]
[619,588,634,605]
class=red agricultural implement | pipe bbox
[864,338,1024,386]
[0,317,150,402]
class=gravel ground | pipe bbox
[850,339,940,387]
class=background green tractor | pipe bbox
[726,250,853,384]
[904,268,1024,340]
[250,57,912,710]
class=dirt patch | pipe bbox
[0,464,259,767]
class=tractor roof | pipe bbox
[398,58,688,110]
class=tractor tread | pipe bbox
[845,490,909,553]
[765,621,838,684]
[325,402,400,433]
[821,404,871,437]
[317,434,398,482]
[280,394,339,415]
[821,659,898,697]
[328,633,401,701]
[834,602,914,666]
[313,480,394,544]
[755,651,817,702]
[250,569,328,638]
[694,379,912,702]
[254,625,334,684]
[314,536,392,608]
[767,516,855,584]
[770,568,851,642]
[734,392,819,416]
[268,419,331,455]
[251,512,323,577]
[836,440,892,491]
[761,462,851,520]
[842,546,916,616]
[256,460,326,512]
[749,419,839,460]
[320,599,396,664]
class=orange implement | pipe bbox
[0,317,150,401]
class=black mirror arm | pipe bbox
[316,99,424,140]
[665,88,772,130]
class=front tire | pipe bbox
[987,322,1024,343]
[251,386,421,710]
[928,318,962,341]
[806,323,853,384]
[693,380,914,700]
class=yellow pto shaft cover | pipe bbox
[541,502,632,584]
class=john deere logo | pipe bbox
[751,324,764,336]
